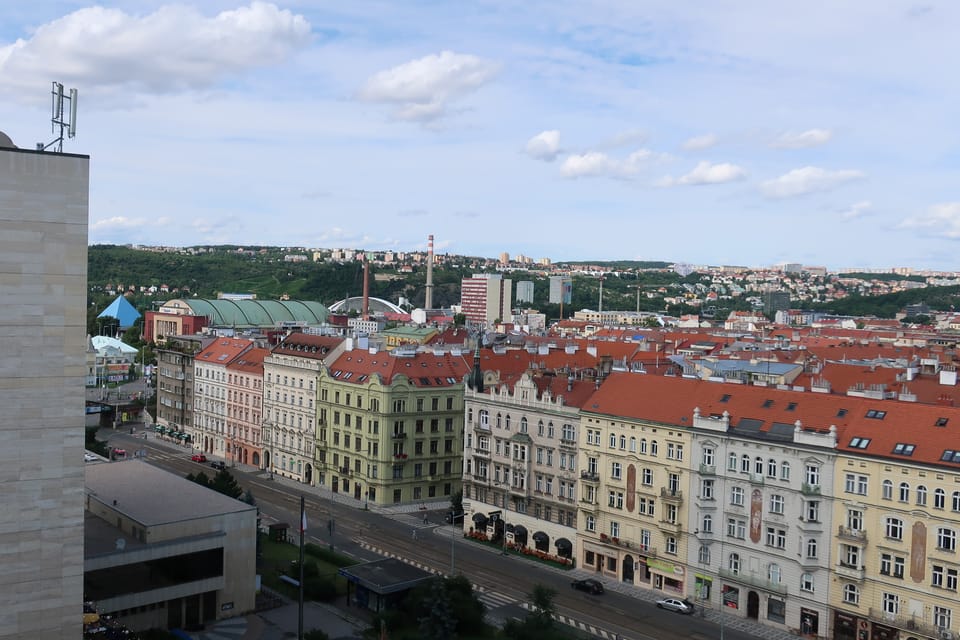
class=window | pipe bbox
[767,459,777,477]
[666,536,677,555]
[650,440,658,456]
[805,538,818,559]
[805,464,820,486]
[619,435,626,450]
[934,607,952,631]
[899,482,910,503]
[727,518,746,539]
[893,443,916,456]
[845,474,868,495]
[642,468,653,485]
[609,433,617,448]
[702,514,713,533]
[932,565,959,591]
[728,452,738,471]
[639,438,648,454]
[780,461,790,480]
[880,553,905,579]
[917,485,928,506]
[629,436,636,452]
[849,437,871,449]
[766,527,786,549]
[843,584,860,605]
[882,479,893,500]
[954,491,960,512]
[847,509,863,531]
[731,486,745,506]
[866,409,887,420]
[938,528,957,551]
[585,515,595,532]
[842,544,861,568]
[610,522,620,538]
[611,462,622,479]
[755,456,764,474]
[703,447,715,466]
[728,553,741,575]
[885,517,903,541]
[882,592,899,616]
[936,488,946,509]
[698,545,711,564]
[770,494,784,514]
[741,454,750,473]
[806,501,820,522]
[800,573,814,593]
[768,563,781,584]
[701,479,715,500]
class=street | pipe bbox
[94,425,769,640]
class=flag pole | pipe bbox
[299,494,305,640]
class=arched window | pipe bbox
[843,584,860,604]
[899,482,910,503]
[496,413,502,429]
[650,440,659,456]
[479,410,489,428]
[505,415,511,430]
[935,488,946,509]
[728,452,738,471]
[520,417,528,434]
[702,514,713,533]
[767,458,778,477]
[640,439,648,454]
[728,553,741,574]
[619,435,627,450]
[741,454,750,473]
[629,437,637,452]
[917,485,928,506]
[755,456,764,474]
[537,420,544,436]
[953,491,960,512]
[698,545,711,564]
[806,538,818,559]
[882,479,893,500]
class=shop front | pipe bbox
[647,558,686,595]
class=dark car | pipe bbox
[656,597,694,614]
[571,578,604,595]
[210,460,226,471]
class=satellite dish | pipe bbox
[115,538,126,551]
[411,308,427,325]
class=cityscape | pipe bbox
[3,2,960,640]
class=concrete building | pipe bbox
[84,460,257,630]
[262,333,346,485]
[549,276,573,305]
[516,280,535,305]
[315,344,470,506]
[460,274,512,327]
[0,133,88,637]
[156,335,216,441]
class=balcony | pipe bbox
[391,432,407,440]
[699,464,717,476]
[581,471,600,483]
[838,526,868,543]
[559,437,577,450]
[834,563,865,582]
[475,421,491,432]
[718,569,788,595]
[473,448,491,459]
[801,482,821,496]
[867,609,941,637]
[658,519,683,533]
[749,473,765,486]
[660,487,683,502]
[579,499,599,513]
[339,466,351,475]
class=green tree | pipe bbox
[450,489,463,518]
[500,584,562,640]
[209,469,244,499]
[418,579,456,640]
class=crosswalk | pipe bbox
[474,587,518,610]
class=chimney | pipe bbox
[425,234,434,310]
[362,254,370,321]
[938,394,954,407]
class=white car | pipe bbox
[656,597,694,614]
[84,453,98,462]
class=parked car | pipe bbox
[656,597,694,614]
[190,453,207,463]
[210,460,226,471]
[570,578,604,595]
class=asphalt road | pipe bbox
[95,425,764,640]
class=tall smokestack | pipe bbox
[362,253,370,321]
[425,234,434,310]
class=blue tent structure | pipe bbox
[97,295,141,330]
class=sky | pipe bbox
[1,2,959,271]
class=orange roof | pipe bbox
[327,349,471,387]
[228,347,270,374]
[272,333,344,357]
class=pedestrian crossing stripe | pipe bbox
[517,603,628,640]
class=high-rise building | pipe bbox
[549,276,573,304]
[516,280,535,304]
[0,132,88,636]
[460,274,512,326]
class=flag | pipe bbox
[300,509,307,535]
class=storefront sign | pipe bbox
[647,558,684,576]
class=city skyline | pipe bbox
[1,2,958,270]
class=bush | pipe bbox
[304,575,338,601]
[305,542,352,567]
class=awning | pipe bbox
[472,513,488,525]
[505,523,515,533]
[555,538,572,551]
[532,531,548,543]
[514,525,528,537]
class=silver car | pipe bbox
[656,597,694,614]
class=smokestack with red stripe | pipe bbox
[362,253,370,321]
[425,234,434,310]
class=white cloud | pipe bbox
[358,50,499,122]
[761,166,864,198]
[91,215,171,230]
[0,3,311,102]
[559,148,665,179]
[840,200,872,220]
[771,128,833,149]
[899,202,960,238]
[657,161,746,187]
[682,134,718,151]
[560,151,615,178]
[525,130,561,161]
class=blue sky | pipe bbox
[1,2,958,271]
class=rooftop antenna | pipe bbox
[37,81,78,153]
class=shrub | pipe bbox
[304,575,338,601]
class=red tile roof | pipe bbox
[327,349,471,386]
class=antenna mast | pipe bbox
[37,81,78,152]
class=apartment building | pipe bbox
[577,373,696,596]
[460,274,512,327]
[262,333,345,484]
[830,402,960,640]
[224,347,269,467]
[192,338,257,458]
[156,335,214,437]
[462,371,596,561]
[315,345,470,506]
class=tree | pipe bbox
[499,584,561,640]
[209,469,244,499]
[450,489,463,518]
[418,579,456,640]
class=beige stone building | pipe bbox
[0,134,88,637]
